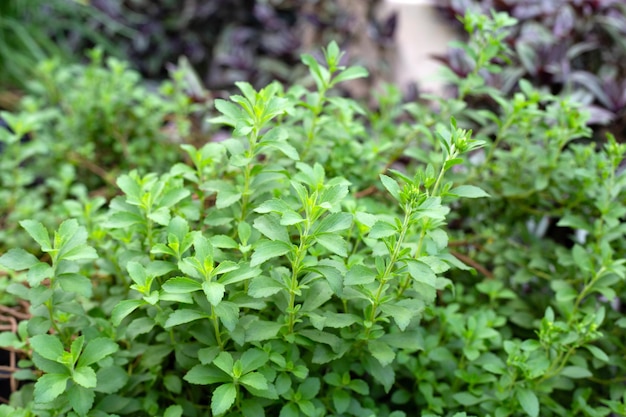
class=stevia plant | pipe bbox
[0,41,489,417]
[0,9,625,417]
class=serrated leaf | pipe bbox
[250,240,292,267]
[369,221,397,239]
[34,373,69,403]
[67,384,95,416]
[240,372,268,391]
[332,66,369,84]
[585,345,609,362]
[184,365,230,385]
[449,185,490,198]
[216,189,242,209]
[245,320,283,342]
[516,388,539,417]
[95,366,128,394]
[345,265,376,285]
[315,234,348,256]
[78,338,119,367]
[333,389,351,413]
[164,405,183,417]
[30,334,64,362]
[57,273,93,297]
[203,281,225,306]
[163,277,201,293]
[165,309,208,328]
[368,340,395,367]
[26,262,53,286]
[253,214,290,242]
[212,383,237,416]
[0,248,40,271]
[560,366,592,379]
[379,303,414,331]
[73,366,97,388]
[240,348,269,373]
[20,220,51,251]
[314,212,352,234]
[111,299,145,326]
[453,392,482,406]
[380,174,401,201]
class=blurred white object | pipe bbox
[384,0,458,94]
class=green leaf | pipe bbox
[203,281,225,306]
[560,366,592,379]
[57,273,93,297]
[26,262,53,286]
[216,189,242,209]
[111,299,145,326]
[368,340,396,367]
[162,277,201,293]
[220,263,260,286]
[165,309,208,328]
[0,248,40,271]
[369,221,397,239]
[185,365,230,385]
[67,384,95,416]
[315,234,348,256]
[254,213,289,242]
[248,276,285,298]
[240,372,268,391]
[332,66,369,85]
[34,373,69,403]
[30,334,64,362]
[78,338,119,367]
[215,301,240,331]
[516,388,539,417]
[585,345,609,362]
[213,351,234,375]
[453,392,482,406]
[449,185,490,198]
[73,366,97,388]
[127,261,148,287]
[379,303,414,331]
[345,265,376,285]
[245,320,282,342]
[212,383,237,416]
[20,220,51,251]
[117,174,142,204]
[250,240,292,267]
[164,405,183,417]
[333,389,351,413]
[240,348,269,373]
[380,174,401,201]
[95,366,129,394]
[314,213,352,235]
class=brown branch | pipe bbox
[450,249,493,279]
[68,151,116,187]
[0,305,30,321]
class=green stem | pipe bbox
[287,220,312,334]
[211,306,224,349]
[239,129,259,222]
[364,206,412,339]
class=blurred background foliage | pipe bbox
[435,0,626,141]
[0,0,397,105]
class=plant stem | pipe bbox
[287,219,312,334]
[364,206,412,339]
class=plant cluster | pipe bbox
[0,8,625,417]
[436,0,626,128]
[0,49,195,252]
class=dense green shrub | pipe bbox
[0,10,625,417]
[0,50,194,251]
